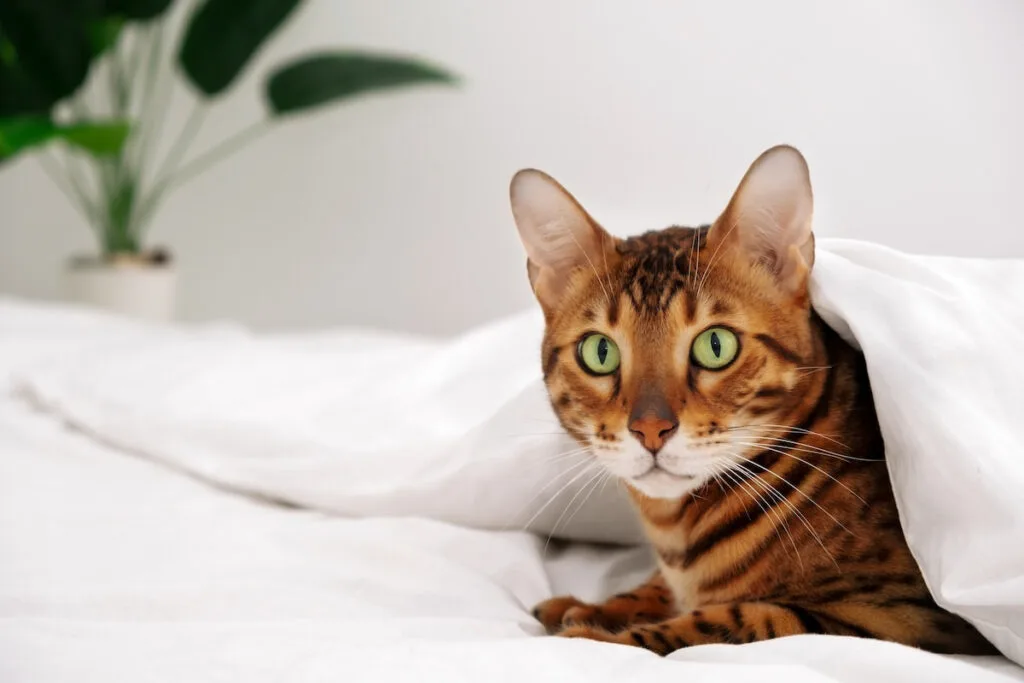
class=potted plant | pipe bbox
[0,0,456,321]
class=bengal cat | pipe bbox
[509,145,995,656]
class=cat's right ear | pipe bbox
[509,169,616,313]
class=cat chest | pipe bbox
[644,524,700,609]
[650,527,786,610]
[657,560,700,612]
[647,524,759,610]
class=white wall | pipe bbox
[2,0,1023,335]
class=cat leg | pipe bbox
[532,572,676,634]
[558,602,824,655]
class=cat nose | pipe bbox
[629,415,679,454]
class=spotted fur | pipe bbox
[511,146,994,656]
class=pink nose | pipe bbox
[629,415,678,454]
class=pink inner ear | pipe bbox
[527,259,542,289]
[511,169,618,309]
[532,267,574,311]
[530,227,617,310]
[717,146,815,287]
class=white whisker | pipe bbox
[558,469,611,541]
[740,466,819,569]
[740,456,854,544]
[505,456,593,532]
[687,226,701,291]
[730,441,868,505]
[726,424,849,450]
[715,458,799,566]
[733,434,858,461]
[519,460,600,536]
[730,432,881,464]
[543,466,607,555]
[794,365,833,376]
[696,214,742,300]
[599,232,616,312]
[566,228,611,307]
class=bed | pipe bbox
[2,240,1023,682]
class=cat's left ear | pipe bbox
[710,145,815,297]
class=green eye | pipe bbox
[691,327,739,370]
[577,333,621,375]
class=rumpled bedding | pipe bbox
[3,238,1023,681]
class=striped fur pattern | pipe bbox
[511,146,994,656]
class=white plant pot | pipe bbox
[63,258,177,322]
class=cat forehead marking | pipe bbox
[615,224,712,316]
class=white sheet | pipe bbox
[1,394,1021,683]
[3,236,1024,681]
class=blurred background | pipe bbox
[1,0,1023,335]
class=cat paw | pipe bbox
[531,596,590,633]
[560,624,675,655]
[532,596,628,634]
[556,624,623,644]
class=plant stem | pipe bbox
[93,50,120,206]
[64,153,99,218]
[130,23,165,174]
[102,172,140,254]
[152,103,206,187]
[127,27,147,104]
[64,94,101,224]
[135,104,206,241]
[108,48,130,117]
[140,59,175,189]
[37,153,97,228]
[131,121,271,238]
[169,121,271,190]
[89,27,147,256]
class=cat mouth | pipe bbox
[634,466,695,482]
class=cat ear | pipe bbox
[510,169,617,311]
[711,145,815,295]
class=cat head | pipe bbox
[510,145,823,500]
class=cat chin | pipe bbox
[626,468,702,500]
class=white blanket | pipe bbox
[4,238,1024,680]
[810,242,1024,665]
[0,371,1020,683]
[6,300,644,546]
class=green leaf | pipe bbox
[0,117,130,161]
[0,62,53,117]
[179,0,302,97]
[61,121,131,155]
[0,38,16,67]
[0,117,54,158]
[0,30,50,118]
[87,17,124,55]
[106,0,174,21]
[266,52,458,116]
[0,0,100,105]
